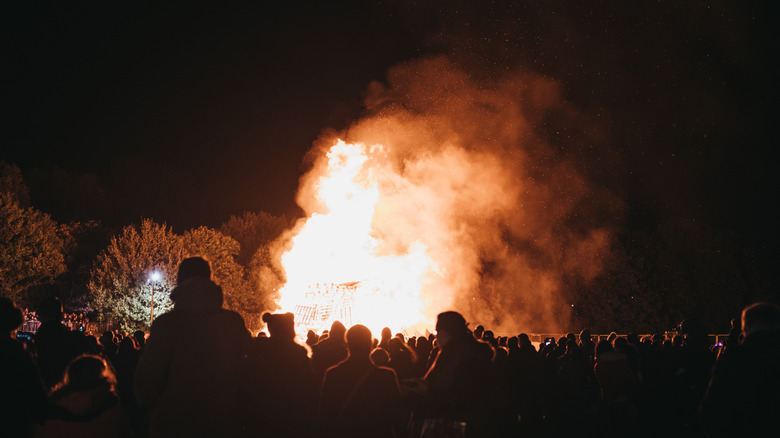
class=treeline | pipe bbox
[1,160,769,335]
[1,161,291,331]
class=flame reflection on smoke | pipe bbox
[275,57,617,337]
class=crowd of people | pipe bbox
[18,309,89,334]
[1,256,778,438]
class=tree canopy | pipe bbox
[88,219,184,331]
[87,219,280,331]
[0,192,67,306]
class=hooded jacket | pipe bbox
[134,277,251,438]
[36,384,132,438]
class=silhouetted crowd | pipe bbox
[2,256,779,438]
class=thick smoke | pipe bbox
[288,56,620,333]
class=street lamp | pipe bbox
[149,271,162,327]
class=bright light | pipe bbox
[150,271,162,282]
[278,140,437,337]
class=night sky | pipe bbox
[4,2,779,290]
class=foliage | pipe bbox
[0,161,30,206]
[181,226,248,313]
[217,211,292,330]
[88,219,185,331]
[0,192,66,306]
[573,219,760,334]
[218,211,290,267]
[88,218,284,332]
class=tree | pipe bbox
[181,226,248,313]
[88,219,185,331]
[218,211,290,268]
[573,219,760,334]
[0,192,66,306]
[88,220,281,332]
[0,161,30,206]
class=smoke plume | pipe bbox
[286,56,621,333]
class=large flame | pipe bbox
[275,57,617,337]
[278,140,437,336]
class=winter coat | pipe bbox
[247,337,318,438]
[700,330,780,438]
[594,350,640,403]
[421,335,492,429]
[1,336,47,437]
[319,356,404,438]
[35,385,132,438]
[134,277,251,438]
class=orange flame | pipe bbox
[278,140,437,337]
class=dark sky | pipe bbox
[4,2,779,283]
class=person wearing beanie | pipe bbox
[311,320,348,383]
[134,256,251,438]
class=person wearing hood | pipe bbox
[134,257,251,438]
[311,320,348,383]
[36,354,132,438]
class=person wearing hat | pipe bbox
[134,257,251,438]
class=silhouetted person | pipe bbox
[1,297,46,437]
[370,347,390,367]
[700,302,780,438]
[473,324,485,340]
[134,256,251,438]
[550,338,600,437]
[579,328,596,362]
[114,337,139,403]
[248,312,317,438]
[306,329,319,348]
[113,336,144,437]
[319,324,403,438]
[507,333,543,435]
[35,297,92,390]
[99,331,118,366]
[676,317,715,435]
[416,311,492,438]
[414,335,433,378]
[388,336,416,381]
[378,326,393,350]
[594,340,640,436]
[311,320,348,383]
[36,354,133,438]
[132,330,146,351]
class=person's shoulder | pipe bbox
[220,308,249,329]
[152,312,176,327]
[322,361,343,381]
[290,342,311,357]
[147,313,178,338]
[374,365,398,379]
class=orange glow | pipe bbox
[278,140,437,337]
